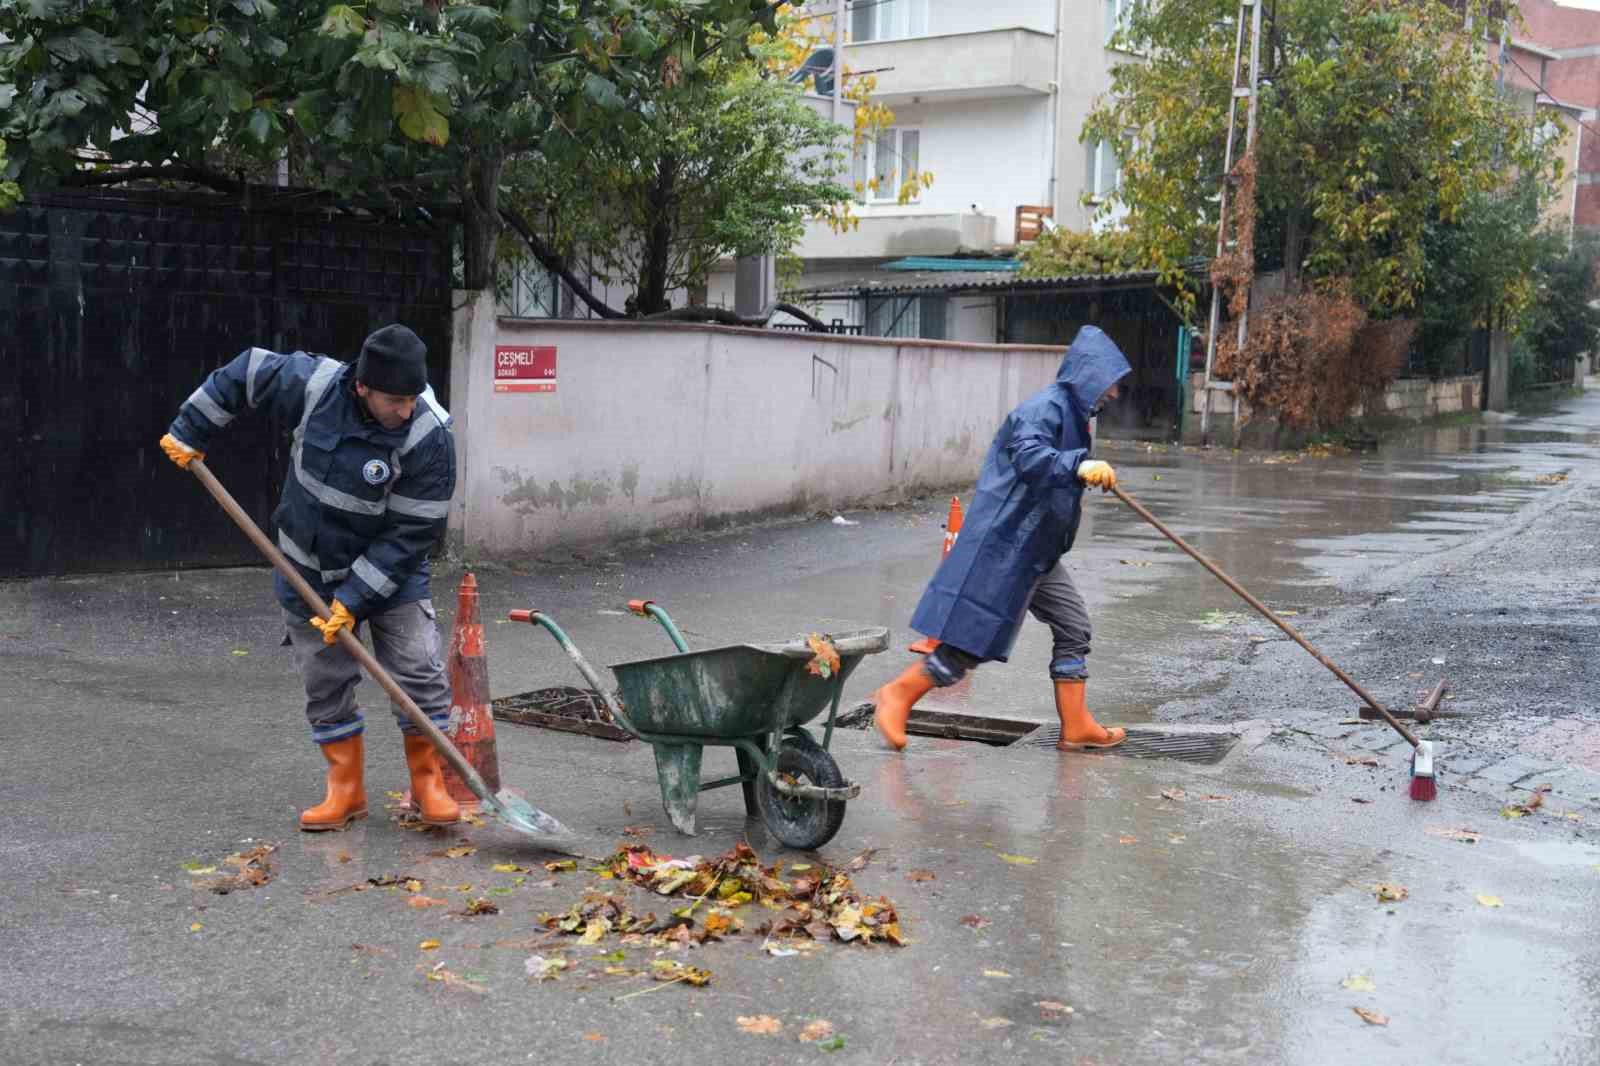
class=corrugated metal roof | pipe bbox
[881,256,1022,273]
[790,268,1162,298]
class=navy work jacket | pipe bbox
[167,348,455,620]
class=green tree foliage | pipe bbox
[0,140,18,212]
[1523,231,1600,384]
[0,0,786,290]
[1018,225,1150,279]
[1084,0,1563,317]
[506,59,848,315]
[1415,176,1551,374]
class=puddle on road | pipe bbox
[1505,837,1600,869]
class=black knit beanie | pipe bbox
[356,324,428,395]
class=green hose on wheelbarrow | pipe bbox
[509,604,888,850]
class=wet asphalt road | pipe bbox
[3,389,1600,1065]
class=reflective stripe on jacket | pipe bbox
[168,347,455,618]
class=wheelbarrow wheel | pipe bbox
[757,735,847,851]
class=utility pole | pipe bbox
[1199,0,1264,445]
[832,0,845,124]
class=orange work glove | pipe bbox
[159,433,205,469]
[310,600,357,645]
[1077,459,1117,492]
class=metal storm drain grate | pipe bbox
[836,704,1240,762]
[492,686,633,742]
[1024,727,1240,763]
[835,704,1041,746]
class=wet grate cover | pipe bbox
[1024,727,1240,764]
[492,686,633,742]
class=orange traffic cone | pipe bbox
[439,572,501,809]
[908,497,964,654]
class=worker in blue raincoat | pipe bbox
[159,325,461,831]
[874,325,1132,752]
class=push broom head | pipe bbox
[1409,740,1437,802]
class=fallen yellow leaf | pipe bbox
[982,969,1011,979]
[444,845,477,859]
[189,922,204,932]
[1476,894,1503,908]
[1341,975,1377,993]
[798,1020,835,1043]
[998,853,1037,866]
[419,939,441,951]
[403,879,423,893]
[1373,883,1408,903]
[736,1015,783,1036]
[492,863,524,873]
[1425,826,1480,844]
[979,1017,1013,1030]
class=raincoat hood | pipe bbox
[1055,325,1132,419]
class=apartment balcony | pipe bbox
[846,27,1055,104]
[796,210,996,260]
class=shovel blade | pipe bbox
[487,789,575,846]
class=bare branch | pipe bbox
[499,204,626,319]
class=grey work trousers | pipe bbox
[924,560,1092,685]
[283,599,452,744]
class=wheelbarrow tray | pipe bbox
[610,628,889,739]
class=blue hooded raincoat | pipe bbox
[908,325,1131,661]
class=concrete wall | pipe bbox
[1184,373,1484,444]
[809,94,1053,255]
[932,0,1055,37]
[1354,375,1483,420]
[448,291,1062,558]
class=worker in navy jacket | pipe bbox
[160,325,460,830]
[875,325,1132,753]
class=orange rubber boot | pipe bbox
[873,662,936,751]
[1053,680,1126,751]
[300,734,368,831]
[404,734,461,826]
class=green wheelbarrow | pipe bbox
[509,600,888,850]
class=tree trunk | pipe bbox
[1282,209,1304,294]
[637,155,678,315]
[461,149,506,291]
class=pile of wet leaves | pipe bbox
[538,842,905,952]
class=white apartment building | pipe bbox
[709,0,1134,336]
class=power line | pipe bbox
[1501,49,1600,150]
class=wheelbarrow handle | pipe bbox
[508,608,642,737]
[623,598,690,653]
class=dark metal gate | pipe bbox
[1002,285,1184,440]
[0,188,453,578]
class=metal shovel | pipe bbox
[185,458,574,850]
